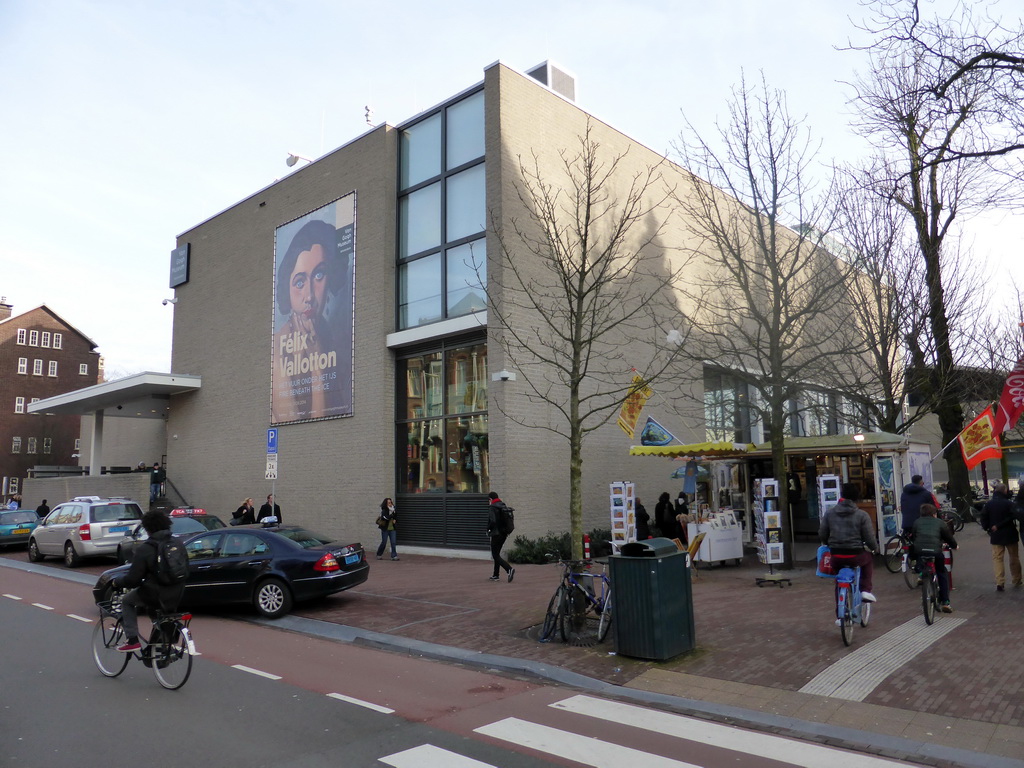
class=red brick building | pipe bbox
[0,300,101,501]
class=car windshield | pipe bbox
[1,511,36,525]
[275,528,335,549]
[93,504,143,522]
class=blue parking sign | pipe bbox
[267,428,278,455]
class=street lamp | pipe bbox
[285,152,313,167]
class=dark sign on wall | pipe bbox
[170,243,190,288]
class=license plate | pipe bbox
[110,526,130,533]
[344,554,360,565]
[12,527,30,534]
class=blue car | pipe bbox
[0,510,39,549]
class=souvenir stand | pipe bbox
[754,479,791,587]
[609,481,637,553]
[686,508,744,566]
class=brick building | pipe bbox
[0,300,101,500]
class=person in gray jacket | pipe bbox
[820,483,879,602]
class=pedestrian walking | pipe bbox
[635,498,651,539]
[486,491,514,582]
[654,491,675,539]
[232,497,256,525]
[376,498,399,560]
[35,499,49,519]
[149,462,166,504]
[257,494,282,523]
[978,483,1021,591]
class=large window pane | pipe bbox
[446,91,484,170]
[400,114,441,189]
[400,418,445,492]
[399,353,442,420]
[446,240,486,317]
[446,343,488,415]
[445,415,489,493]
[399,254,443,328]
[399,183,441,258]
[445,164,485,242]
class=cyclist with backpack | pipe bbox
[111,510,188,652]
[486,491,515,583]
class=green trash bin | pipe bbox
[609,537,695,660]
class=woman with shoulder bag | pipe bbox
[376,498,399,561]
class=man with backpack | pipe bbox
[112,510,189,651]
[486,491,515,583]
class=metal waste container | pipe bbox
[609,537,694,660]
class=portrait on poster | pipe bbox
[271,194,356,424]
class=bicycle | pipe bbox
[937,507,965,533]
[917,548,948,625]
[831,554,871,647]
[92,589,197,690]
[539,558,612,645]
[883,532,918,590]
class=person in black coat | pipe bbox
[111,510,186,652]
[635,499,652,539]
[486,491,514,582]
[257,494,282,523]
[233,497,256,525]
[900,475,939,533]
[979,483,1021,591]
[654,492,676,539]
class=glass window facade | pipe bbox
[397,89,486,331]
[398,341,488,494]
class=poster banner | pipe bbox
[617,375,653,438]
[271,194,355,424]
[957,406,1002,470]
[639,416,675,446]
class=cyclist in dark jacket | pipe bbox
[911,503,958,612]
[979,484,1021,591]
[112,510,185,652]
[900,475,938,533]
[820,483,879,602]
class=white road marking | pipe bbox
[32,603,53,611]
[800,615,968,700]
[474,717,702,767]
[327,692,394,714]
[379,744,497,767]
[550,695,910,768]
[231,664,281,680]
[3,593,22,600]
[67,614,93,623]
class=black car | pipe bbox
[94,524,369,619]
[116,508,227,564]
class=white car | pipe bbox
[28,496,145,567]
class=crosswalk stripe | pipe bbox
[800,615,968,700]
[550,695,909,768]
[379,743,497,767]
[474,717,702,768]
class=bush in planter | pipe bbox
[507,528,613,564]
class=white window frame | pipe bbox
[15,397,25,414]
[11,437,21,454]
[41,331,51,347]
[32,359,43,376]
[16,329,26,345]
[28,330,39,346]
[74,438,81,450]
[53,333,63,349]
[17,358,27,375]
[8,477,18,493]
[27,437,37,454]
[48,361,58,377]
[79,363,89,375]
[43,437,52,455]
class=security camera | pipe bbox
[162,297,178,306]
[492,369,516,382]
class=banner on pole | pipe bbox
[957,407,1002,471]
[617,376,653,439]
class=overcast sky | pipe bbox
[1,0,1019,376]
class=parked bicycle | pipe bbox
[831,553,871,647]
[883,531,918,589]
[92,588,197,690]
[539,558,612,645]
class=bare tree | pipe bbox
[849,0,1024,514]
[487,122,689,560]
[672,75,864,568]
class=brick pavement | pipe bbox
[293,525,1024,765]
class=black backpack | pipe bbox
[502,505,515,535]
[154,537,190,585]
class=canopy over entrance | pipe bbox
[629,441,755,459]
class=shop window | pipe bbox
[398,340,488,493]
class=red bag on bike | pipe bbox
[816,545,834,578]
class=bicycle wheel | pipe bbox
[922,577,936,625]
[539,586,565,642]
[839,588,855,646]
[151,623,193,690]
[950,511,965,533]
[884,536,904,573]
[92,614,129,677]
[902,553,917,590]
[596,589,613,643]
[859,599,871,627]
[559,587,591,644]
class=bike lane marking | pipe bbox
[800,615,969,700]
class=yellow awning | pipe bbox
[629,441,755,458]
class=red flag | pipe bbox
[957,407,1002,471]
[992,354,1024,435]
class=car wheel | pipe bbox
[253,578,292,619]
[64,542,82,568]
[28,539,45,562]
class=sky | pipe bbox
[1,0,1020,377]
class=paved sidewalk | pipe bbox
[293,525,1024,767]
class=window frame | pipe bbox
[17,358,27,375]
[16,329,26,345]
[53,333,63,349]
[47,360,58,377]
[14,397,25,414]
[28,330,39,346]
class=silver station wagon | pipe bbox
[29,496,145,567]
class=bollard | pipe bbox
[583,534,591,561]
